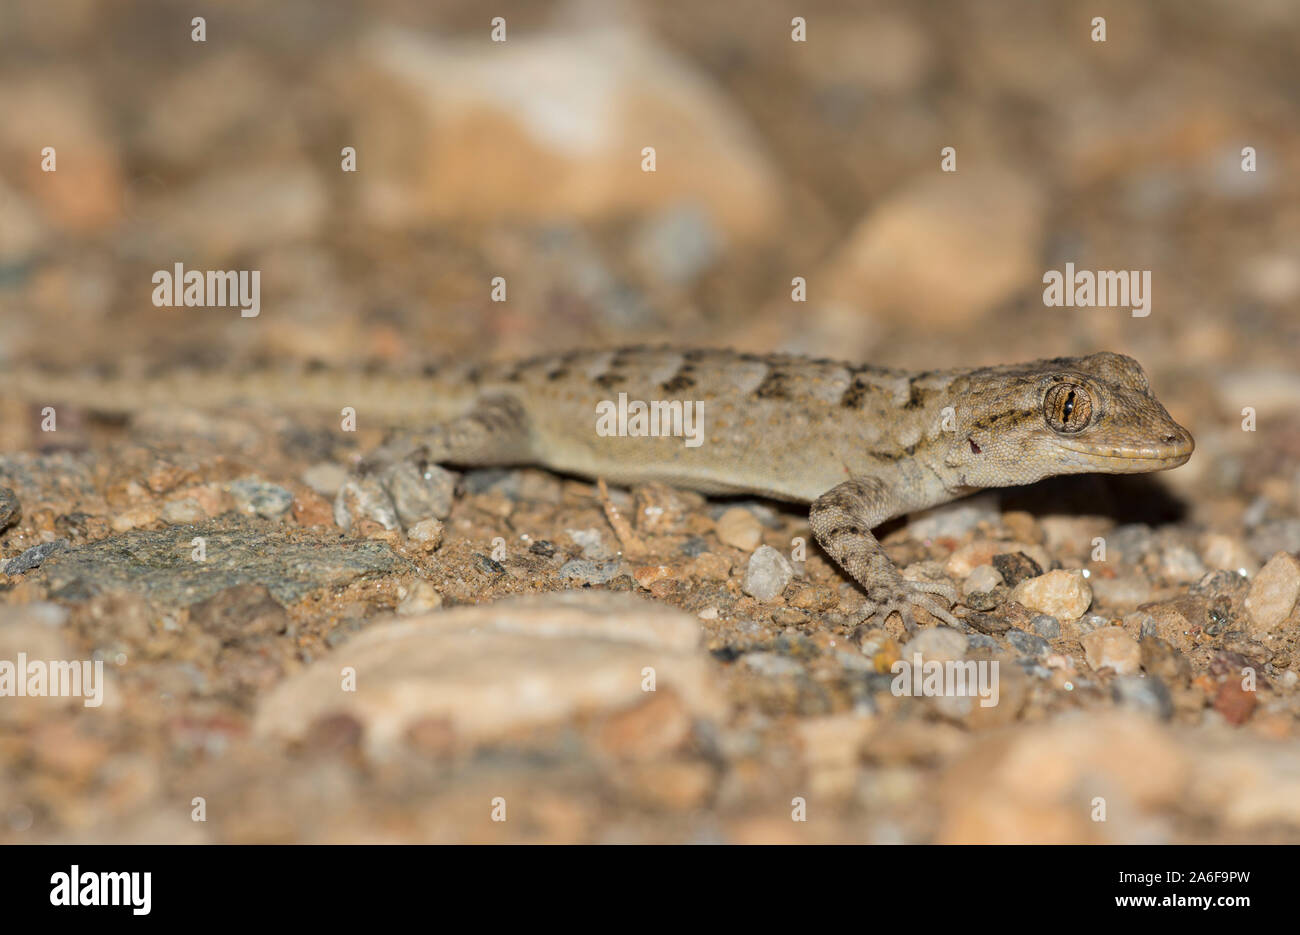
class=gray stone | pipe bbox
[1006,627,1051,658]
[229,478,294,519]
[1111,675,1174,720]
[1108,524,1155,563]
[965,633,1001,652]
[559,558,623,585]
[1030,614,1061,639]
[35,518,408,605]
[3,539,69,575]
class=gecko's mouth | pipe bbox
[1058,432,1194,471]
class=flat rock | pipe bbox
[33,517,409,606]
[254,592,725,755]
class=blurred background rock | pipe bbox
[2,0,1296,383]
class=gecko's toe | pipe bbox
[861,580,960,632]
[908,577,960,605]
[919,597,961,628]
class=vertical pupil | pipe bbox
[1062,389,1075,421]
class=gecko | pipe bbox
[6,347,1194,630]
[329,346,1194,630]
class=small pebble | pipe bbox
[1213,680,1258,725]
[1078,613,1112,633]
[715,507,763,551]
[1030,614,1061,639]
[1140,635,1192,682]
[964,588,1004,612]
[1001,511,1042,544]
[1010,570,1093,621]
[687,551,731,581]
[3,539,70,575]
[742,545,794,602]
[1081,626,1142,675]
[1018,661,1051,679]
[1108,524,1155,563]
[1006,627,1050,658]
[965,633,1001,652]
[963,563,1003,596]
[559,558,623,585]
[229,478,294,519]
[632,564,675,589]
[397,580,443,615]
[406,518,445,551]
[1245,551,1300,635]
[1200,533,1259,575]
[161,498,206,525]
[902,626,967,662]
[1112,674,1174,720]
[567,527,614,560]
[475,553,506,575]
[1158,544,1207,583]
[992,552,1043,587]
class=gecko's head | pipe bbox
[944,352,1194,487]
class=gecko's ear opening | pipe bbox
[1078,352,1150,393]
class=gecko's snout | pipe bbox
[1057,417,1193,472]
[1165,422,1195,460]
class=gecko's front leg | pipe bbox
[809,478,960,631]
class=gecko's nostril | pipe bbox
[1163,433,1177,443]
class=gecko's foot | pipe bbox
[859,578,961,632]
[333,447,456,531]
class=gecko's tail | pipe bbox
[0,361,477,426]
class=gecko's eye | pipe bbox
[1044,383,1092,434]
